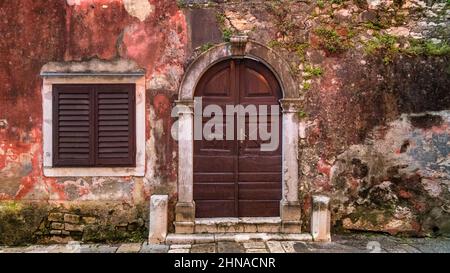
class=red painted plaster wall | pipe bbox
[0,0,187,202]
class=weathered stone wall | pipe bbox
[203,0,450,236]
[0,0,449,244]
[327,111,450,235]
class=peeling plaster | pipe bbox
[329,110,450,234]
[66,0,82,6]
[123,0,154,22]
[147,74,173,90]
[145,107,159,187]
[0,119,8,129]
[44,177,137,202]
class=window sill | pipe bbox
[43,166,145,177]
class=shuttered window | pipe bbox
[53,84,136,167]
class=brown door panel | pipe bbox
[193,155,235,172]
[193,58,282,218]
[238,201,280,217]
[196,200,236,218]
[194,183,235,200]
[238,156,282,172]
[194,173,235,183]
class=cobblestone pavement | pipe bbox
[1,234,449,253]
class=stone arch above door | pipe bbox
[178,39,299,100]
[174,37,303,234]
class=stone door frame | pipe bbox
[175,37,303,233]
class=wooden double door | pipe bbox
[193,58,282,218]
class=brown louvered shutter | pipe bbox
[53,85,95,167]
[95,85,136,167]
[53,84,136,167]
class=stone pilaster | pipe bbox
[174,100,195,234]
[279,98,303,233]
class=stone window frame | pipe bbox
[41,64,146,177]
[174,37,304,234]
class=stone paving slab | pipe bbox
[293,241,363,253]
[170,244,192,249]
[246,248,268,253]
[140,243,169,253]
[0,234,449,253]
[243,242,266,249]
[266,241,285,253]
[280,241,297,253]
[190,243,216,253]
[168,249,190,253]
[26,245,71,253]
[217,242,245,253]
[384,244,421,253]
[80,244,118,253]
[408,239,450,253]
[116,243,142,253]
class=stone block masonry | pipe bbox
[38,211,97,243]
[0,201,149,245]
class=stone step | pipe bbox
[194,217,283,233]
[165,233,313,244]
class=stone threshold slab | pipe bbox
[195,217,281,225]
[166,233,312,244]
[194,217,286,233]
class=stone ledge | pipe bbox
[40,58,145,76]
[165,233,312,244]
[194,217,283,234]
[166,234,214,244]
[43,167,145,178]
[195,217,281,225]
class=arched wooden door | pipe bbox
[193,58,282,218]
